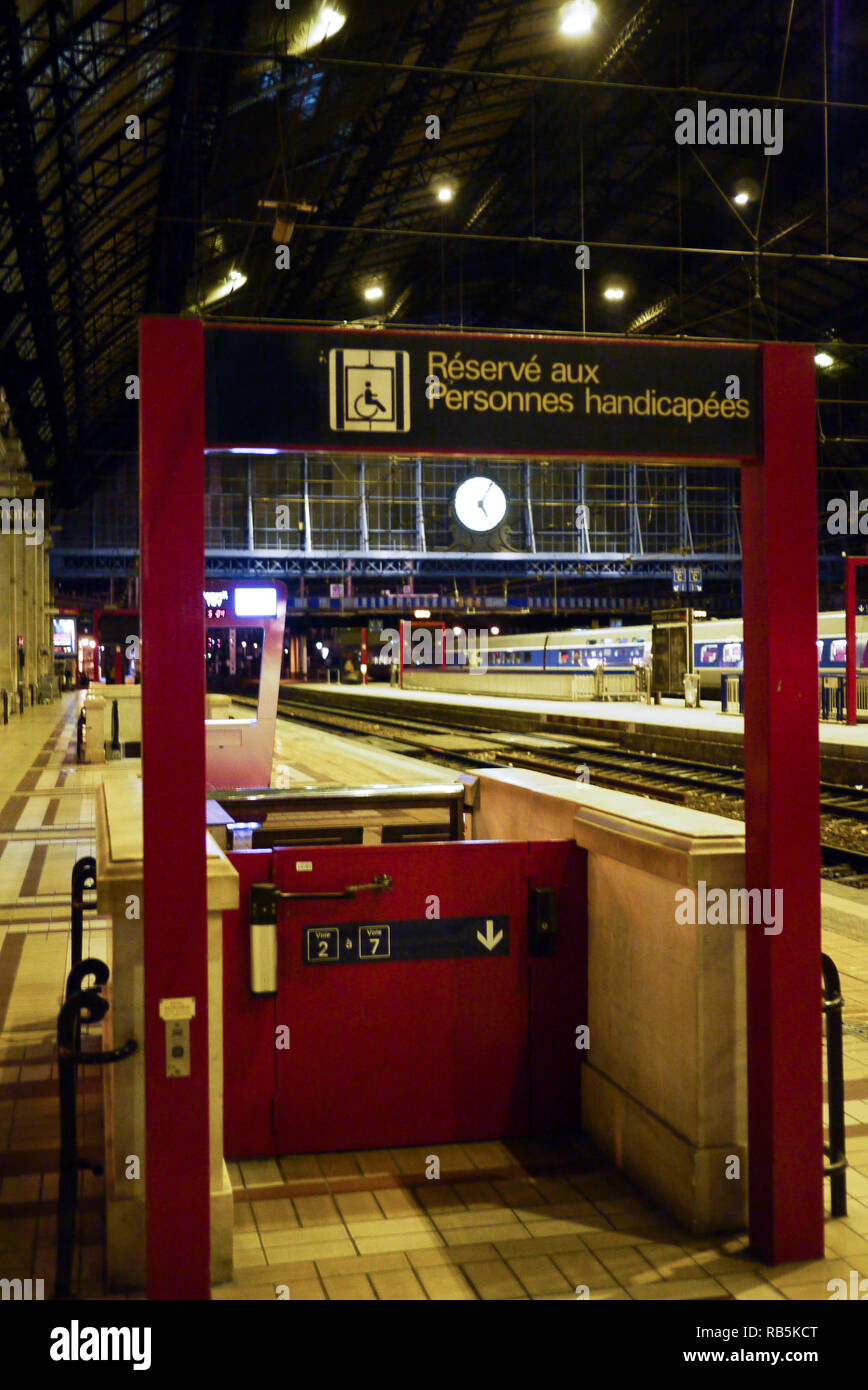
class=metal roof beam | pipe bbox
[0,0,69,475]
[273,0,488,319]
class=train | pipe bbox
[393,611,865,700]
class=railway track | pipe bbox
[241,690,868,886]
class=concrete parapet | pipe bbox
[472,767,747,1235]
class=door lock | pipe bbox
[529,887,558,957]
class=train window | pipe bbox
[722,642,742,664]
[831,639,846,663]
[699,644,719,664]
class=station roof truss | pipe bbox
[0,0,866,519]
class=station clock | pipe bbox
[452,476,508,549]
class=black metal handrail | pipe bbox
[76,706,86,761]
[54,976,137,1301]
[822,952,847,1218]
[70,856,96,974]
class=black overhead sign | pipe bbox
[204,326,760,460]
[303,915,510,965]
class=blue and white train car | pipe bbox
[400,612,866,701]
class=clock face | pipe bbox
[453,476,507,533]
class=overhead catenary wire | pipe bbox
[19,26,868,115]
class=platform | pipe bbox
[283,682,868,784]
[3,693,868,1300]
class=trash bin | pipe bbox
[683,673,701,708]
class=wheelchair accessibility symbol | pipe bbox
[354,380,389,419]
[328,348,411,432]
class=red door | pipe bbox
[222,840,586,1158]
[272,841,527,1152]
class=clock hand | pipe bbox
[478,497,488,516]
[482,482,494,502]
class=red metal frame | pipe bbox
[400,618,447,672]
[140,318,821,1295]
[139,319,210,1299]
[741,344,823,1261]
[845,557,868,724]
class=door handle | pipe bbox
[278,872,393,902]
[248,876,393,996]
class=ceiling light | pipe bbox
[732,177,760,208]
[560,1,596,36]
[414,608,431,619]
[318,7,345,39]
[603,285,626,302]
[437,186,454,203]
[363,284,384,302]
[197,267,247,308]
[815,351,835,368]
[288,6,346,54]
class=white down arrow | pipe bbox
[476,918,503,951]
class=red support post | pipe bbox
[741,343,823,1262]
[846,557,857,725]
[139,317,211,1298]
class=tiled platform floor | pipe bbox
[3,693,868,1300]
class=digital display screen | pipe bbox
[53,617,76,655]
[234,587,277,618]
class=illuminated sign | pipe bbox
[234,587,278,618]
[204,590,229,610]
[205,327,759,459]
[53,617,76,655]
